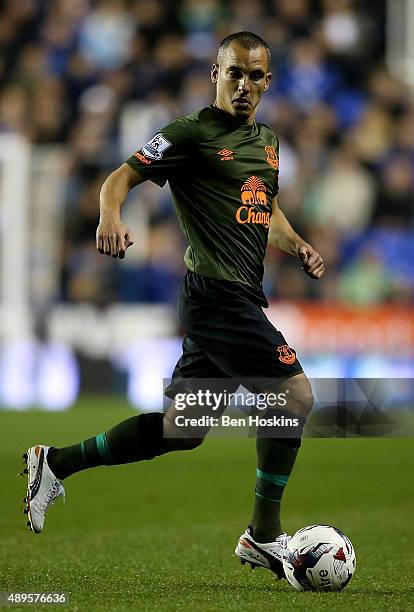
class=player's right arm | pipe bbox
[98,118,191,258]
[96,163,144,259]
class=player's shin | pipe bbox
[250,410,306,543]
[48,413,167,479]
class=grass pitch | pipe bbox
[1,396,413,611]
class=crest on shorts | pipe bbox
[277,344,296,365]
[142,133,172,160]
[265,145,279,171]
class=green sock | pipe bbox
[48,432,114,480]
[48,413,165,480]
[250,438,300,543]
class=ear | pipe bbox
[211,63,219,84]
[264,71,272,91]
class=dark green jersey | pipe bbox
[126,105,279,291]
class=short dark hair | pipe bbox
[217,31,271,68]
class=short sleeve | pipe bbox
[125,118,193,187]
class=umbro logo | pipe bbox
[217,148,234,161]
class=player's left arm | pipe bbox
[268,196,325,279]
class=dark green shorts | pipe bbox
[165,272,303,399]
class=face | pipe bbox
[211,41,272,123]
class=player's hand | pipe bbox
[298,245,325,279]
[96,217,134,259]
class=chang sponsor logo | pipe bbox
[236,176,270,228]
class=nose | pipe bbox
[237,77,250,94]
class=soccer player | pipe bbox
[23,32,324,580]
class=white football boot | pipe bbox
[22,445,65,534]
[235,527,290,579]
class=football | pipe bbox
[283,524,356,592]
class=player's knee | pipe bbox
[295,382,314,417]
[162,436,204,452]
[285,376,314,418]
[162,417,206,452]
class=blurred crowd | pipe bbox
[1,0,413,306]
